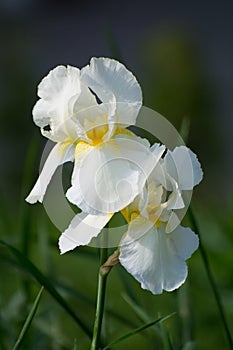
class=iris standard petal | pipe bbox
[81,57,142,127]
[59,212,113,254]
[164,146,203,190]
[26,143,74,204]
[37,65,80,101]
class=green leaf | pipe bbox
[102,313,176,350]
[0,240,92,339]
[13,286,44,350]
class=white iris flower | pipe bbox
[119,146,203,294]
[26,57,165,250]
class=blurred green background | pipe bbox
[0,0,233,349]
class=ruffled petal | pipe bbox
[38,65,80,101]
[25,143,74,204]
[66,135,164,215]
[59,212,112,254]
[120,220,199,294]
[164,146,203,190]
[81,57,142,127]
[33,65,81,142]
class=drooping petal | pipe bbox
[26,143,74,204]
[120,219,199,294]
[59,212,113,254]
[66,135,164,215]
[164,146,203,190]
[81,57,142,127]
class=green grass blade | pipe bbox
[123,294,175,347]
[0,240,92,339]
[188,206,233,350]
[159,319,174,350]
[13,286,44,350]
[102,313,175,350]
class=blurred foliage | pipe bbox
[139,29,220,172]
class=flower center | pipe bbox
[86,124,109,146]
[147,206,163,227]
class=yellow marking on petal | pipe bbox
[86,124,109,145]
[115,127,134,137]
[121,208,141,223]
[83,115,110,146]
[130,210,140,221]
[121,207,130,223]
[75,141,92,160]
[59,137,75,157]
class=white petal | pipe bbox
[25,143,74,204]
[59,212,112,254]
[81,57,142,126]
[166,175,184,210]
[72,103,115,143]
[170,225,199,259]
[164,146,203,190]
[33,65,81,142]
[120,220,199,294]
[66,135,164,215]
[149,158,167,188]
[165,212,181,233]
[33,99,68,142]
[38,65,80,100]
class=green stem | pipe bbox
[188,206,233,350]
[90,247,109,350]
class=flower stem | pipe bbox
[188,206,233,350]
[90,247,109,350]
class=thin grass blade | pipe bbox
[102,313,175,350]
[13,286,44,350]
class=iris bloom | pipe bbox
[119,146,203,294]
[26,57,164,250]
